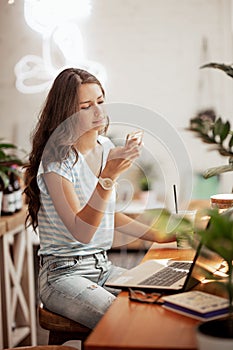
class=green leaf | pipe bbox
[0,169,9,188]
[0,143,17,149]
[1,156,23,165]
[213,117,223,137]
[220,121,230,143]
[229,135,233,149]
[200,135,215,143]
[0,140,27,166]
[189,118,205,132]
[0,149,6,159]
[196,209,233,263]
[200,62,233,79]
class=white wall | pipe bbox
[0,0,232,205]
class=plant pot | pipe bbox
[139,190,158,208]
[139,190,149,204]
[196,317,233,350]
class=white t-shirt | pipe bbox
[37,135,116,256]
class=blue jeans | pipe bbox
[38,251,126,329]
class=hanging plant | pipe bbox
[188,62,233,179]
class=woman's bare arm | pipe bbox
[114,212,176,243]
[43,172,114,243]
[43,140,141,243]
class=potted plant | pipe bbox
[137,160,159,207]
[138,173,154,206]
[195,208,233,349]
[0,140,24,186]
[139,175,152,192]
[189,112,233,179]
[188,62,233,181]
[0,139,25,213]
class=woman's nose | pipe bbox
[93,104,102,116]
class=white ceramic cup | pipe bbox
[210,193,233,212]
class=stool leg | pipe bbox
[48,331,70,345]
[49,330,87,347]
[48,331,60,345]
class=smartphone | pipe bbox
[126,130,144,145]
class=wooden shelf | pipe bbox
[0,207,37,348]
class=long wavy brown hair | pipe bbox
[24,68,106,231]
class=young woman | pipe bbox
[24,68,176,329]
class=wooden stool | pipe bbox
[38,304,91,349]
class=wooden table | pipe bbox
[0,207,37,348]
[84,242,224,350]
[84,199,214,350]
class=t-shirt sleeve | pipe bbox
[37,159,75,195]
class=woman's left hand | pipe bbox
[101,138,142,180]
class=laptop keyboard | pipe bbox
[139,262,192,287]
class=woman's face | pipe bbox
[77,83,106,134]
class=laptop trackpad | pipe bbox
[107,259,171,285]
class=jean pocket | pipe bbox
[48,258,79,274]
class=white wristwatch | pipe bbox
[98,177,115,190]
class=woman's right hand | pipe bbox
[102,138,142,180]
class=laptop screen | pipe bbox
[184,240,225,292]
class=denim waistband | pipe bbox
[39,251,107,267]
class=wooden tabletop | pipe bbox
[85,291,200,350]
[84,244,201,350]
[85,200,215,350]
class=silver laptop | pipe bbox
[106,241,225,293]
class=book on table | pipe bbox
[162,291,229,321]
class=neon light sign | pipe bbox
[14,0,107,94]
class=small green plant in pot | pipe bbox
[138,160,156,192]
[0,140,24,189]
[137,160,158,207]
[139,176,152,192]
[195,208,233,349]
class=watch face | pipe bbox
[99,177,114,190]
[104,178,112,188]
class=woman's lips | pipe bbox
[93,118,105,124]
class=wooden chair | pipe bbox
[38,304,91,349]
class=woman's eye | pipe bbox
[80,100,104,110]
[81,105,91,110]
